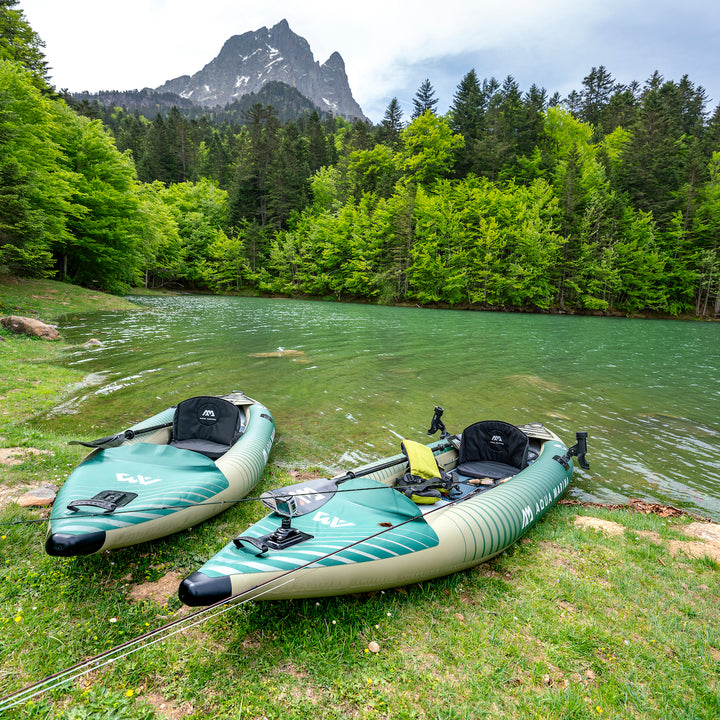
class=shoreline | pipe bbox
[2,276,720,719]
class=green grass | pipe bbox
[0,275,139,321]
[1,277,719,719]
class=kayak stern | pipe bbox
[178,571,233,607]
[45,530,106,557]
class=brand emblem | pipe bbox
[312,511,355,528]
[116,472,163,485]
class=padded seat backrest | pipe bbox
[458,420,529,470]
[170,396,243,458]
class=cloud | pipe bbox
[19,0,720,123]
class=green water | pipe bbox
[43,295,720,520]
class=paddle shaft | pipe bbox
[333,439,454,485]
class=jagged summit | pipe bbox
[156,20,366,120]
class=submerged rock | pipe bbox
[249,348,306,358]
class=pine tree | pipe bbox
[267,121,310,229]
[578,66,617,130]
[228,103,280,228]
[379,98,404,148]
[0,0,50,88]
[449,70,483,176]
[306,110,330,172]
[412,79,438,119]
[618,76,708,227]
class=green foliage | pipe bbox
[3,3,720,314]
[0,61,75,276]
[59,114,146,293]
[401,112,464,186]
[0,0,50,88]
[157,179,231,289]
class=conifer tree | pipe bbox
[379,97,404,148]
[578,65,617,130]
[0,0,50,88]
[412,79,438,118]
[449,70,483,176]
[306,110,330,172]
[267,121,310,229]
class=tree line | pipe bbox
[2,0,719,315]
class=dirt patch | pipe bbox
[573,516,720,564]
[668,537,720,563]
[288,469,324,482]
[635,529,663,544]
[275,661,323,704]
[0,446,53,466]
[683,522,720,545]
[142,692,194,719]
[574,516,625,537]
[128,571,184,604]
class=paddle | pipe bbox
[328,406,457,486]
[68,421,173,449]
[0,476,486,711]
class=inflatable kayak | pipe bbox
[179,408,588,605]
[46,392,275,556]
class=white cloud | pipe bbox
[18,0,720,122]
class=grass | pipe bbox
[1,276,719,719]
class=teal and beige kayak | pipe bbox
[46,392,275,556]
[179,414,588,605]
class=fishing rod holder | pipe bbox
[233,494,313,556]
[553,431,590,470]
[428,406,451,439]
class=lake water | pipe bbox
[41,295,720,521]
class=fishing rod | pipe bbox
[0,477,483,711]
[0,439,456,529]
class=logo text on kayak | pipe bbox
[115,472,164,485]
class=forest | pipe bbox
[2,0,720,316]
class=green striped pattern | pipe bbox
[440,439,571,564]
[200,478,439,577]
[50,444,230,533]
[48,399,275,545]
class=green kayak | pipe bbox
[46,392,275,556]
[179,409,588,605]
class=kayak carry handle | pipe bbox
[66,490,138,514]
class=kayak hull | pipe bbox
[46,393,275,556]
[180,424,572,604]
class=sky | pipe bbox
[18,0,720,124]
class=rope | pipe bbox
[0,442,455,529]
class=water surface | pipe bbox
[42,295,720,520]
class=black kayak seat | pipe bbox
[169,396,245,460]
[456,420,529,481]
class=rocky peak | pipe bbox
[156,20,366,121]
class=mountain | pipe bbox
[155,19,366,121]
[72,81,326,125]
